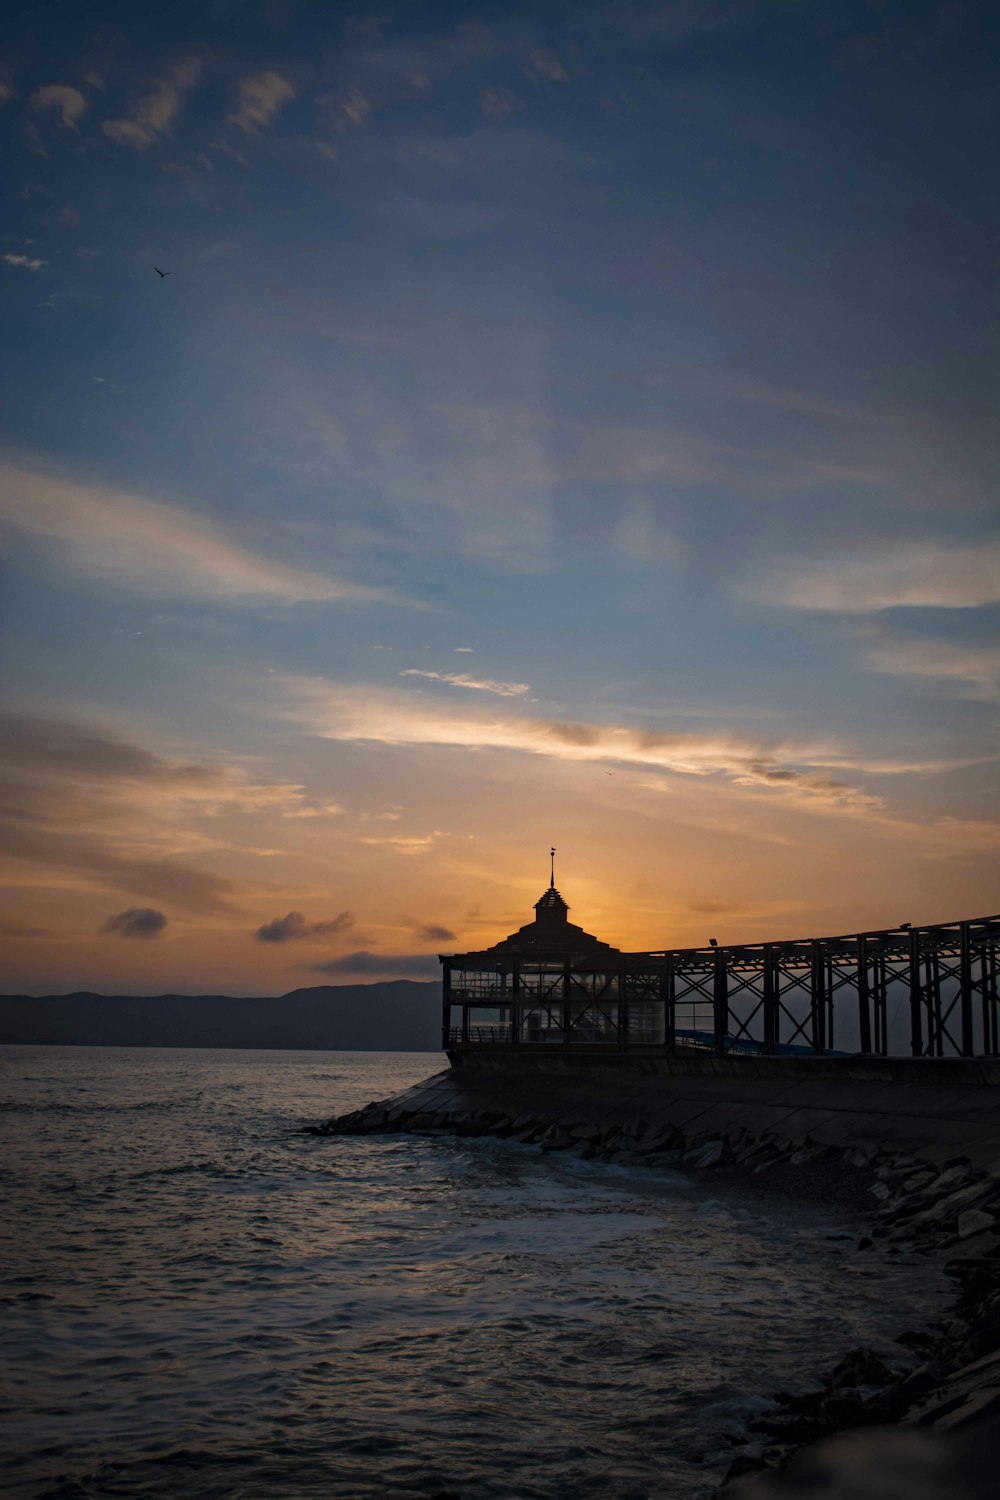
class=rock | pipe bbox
[958,1209,996,1240]
[933,1179,994,1220]
[829,1348,894,1389]
[683,1139,726,1169]
[817,1393,878,1429]
[722,1453,771,1485]
[948,1231,1000,1261]
[748,1413,829,1443]
[868,1181,892,1202]
[632,1130,676,1155]
[570,1122,602,1141]
[927,1163,975,1197]
[857,1237,874,1251]
[933,1389,1000,1433]
[881,1358,950,1411]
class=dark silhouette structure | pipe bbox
[441,878,1000,1060]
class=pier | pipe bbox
[442,881,1000,1061]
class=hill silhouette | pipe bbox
[0,981,440,1052]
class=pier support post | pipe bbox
[857,935,872,1054]
[441,961,451,1049]
[909,928,923,1057]
[960,922,975,1057]
[511,963,520,1045]
[762,945,777,1054]
[713,948,728,1055]
[810,940,825,1054]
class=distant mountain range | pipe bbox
[0,981,442,1052]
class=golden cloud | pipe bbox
[290,680,883,812]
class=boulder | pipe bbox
[722,1453,771,1486]
[829,1349,894,1389]
[683,1138,726,1169]
[958,1209,996,1240]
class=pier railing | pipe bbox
[443,915,1000,1059]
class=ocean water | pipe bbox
[1,1046,948,1500]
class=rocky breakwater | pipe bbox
[307,1076,1000,1497]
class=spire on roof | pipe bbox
[534,883,569,920]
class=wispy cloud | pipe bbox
[524,49,567,84]
[480,87,524,122]
[0,464,397,605]
[3,253,46,272]
[29,84,87,129]
[756,541,1000,612]
[228,72,295,134]
[0,712,320,912]
[400,668,530,696]
[295,682,883,812]
[102,58,202,149]
[358,829,452,855]
[866,636,1000,699]
[317,86,371,128]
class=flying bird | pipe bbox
[154,267,171,278]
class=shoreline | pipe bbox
[308,1072,1000,1496]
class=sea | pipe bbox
[1,1046,949,1500]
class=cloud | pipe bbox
[0,712,224,788]
[298,682,882,812]
[0,712,320,912]
[400,668,530,696]
[415,922,455,942]
[254,909,354,943]
[358,829,452,854]
[317,86,371,128]
[3,254,46,272]
[102,58,202,149]
[0,711,318,815]
[0,464,395,605]
[228,72,295,134]
[524,50,568,83]
[757,542,1000,612]
[932,818,1000,850]
[101,906,167,939]
[0,816,237,913]
[866,637,1000,699]
[29,84,87,129]
[311,949,439,977]
[479,88,524,122]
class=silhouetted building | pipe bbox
[441,880,666,1049]
[440,877,1000,1059]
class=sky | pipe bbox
[0,0,998,996]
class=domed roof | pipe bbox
[449,882,621,964]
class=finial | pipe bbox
[550,846,556,886]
